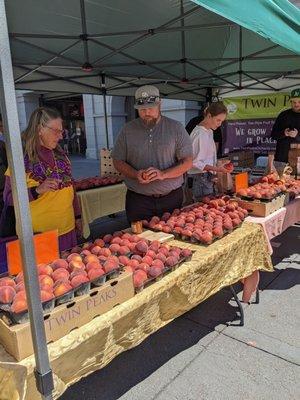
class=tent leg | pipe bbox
[0,1,53,399]
[101,74,109,148]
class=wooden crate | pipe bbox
[232,194,286,217]
[100,148,122,177]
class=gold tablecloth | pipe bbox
[77,183,127,238]
[0,222,272,400]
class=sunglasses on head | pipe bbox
[136,96,160,106]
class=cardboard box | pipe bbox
[0,270,134,361]
[100,148,122,177]
[232,194,286,217]
[288,148,300,174]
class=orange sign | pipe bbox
[235,172,248,192]
[6,230,59,276]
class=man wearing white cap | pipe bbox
[112,85,192,223]
[271,88,300,163]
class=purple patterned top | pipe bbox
[24,145,73,188]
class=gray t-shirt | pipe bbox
[111,116,192,195]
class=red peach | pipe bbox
[0,277,16,288]
[67,253,82,263]
[135,241,149,254]
[103,260,119,273]
[137,263,150,273]
[180,249,192,258]
[119,246,130,255]
[133,270,148,288]
[16,282,25,292]
[118,255,130,266]
[70,269,88,279]
[146,250,156,259]
[0,286,16,303]
[94,238,105,248]
[103,234,113,243]
[83,254,99,264]
[68,260,85,271]
[85,261,101,272]
[141,256,153,266]
[51,268,70,282]
[111,237,122,245]
[11,298,28,313]
[98,248,111,257]
[109,243,121,254]
[128,243,136,252]
[131,254,143,262]
[51,259,69,270]
[148,265,163,278]
[129,235,140,243]
[98,255,108,265]
[155,253,167,263]
[40,290,54,302]
[71,274,89,288]
[152,259,164,269]
[91,245,102,255]
[53,281,72,297]
[14,290,27,301]
[39,275,54,287]
[80,249,91,257]
[88,267,105,281]
[37,264,53,276]
[127,259,140,270]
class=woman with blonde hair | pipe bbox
[0,107,81,250]
[188,101,233,200]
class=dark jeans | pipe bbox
[126,187,183,223]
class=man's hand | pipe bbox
[285,128,298,138]
[136,170,150,184]
[36,178,61,194]
[145,167,164,181]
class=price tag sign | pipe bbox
[235,172,248,192]
[6,230,59,276]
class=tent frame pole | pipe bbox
[101,74,109,149]
[0,1,53,399]
[239,26,242,89]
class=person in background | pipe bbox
[188,102,232,201]
[112,85,192,223]
[186,110,223,157]
[271,88,300,163]
[62,125,69,155]
[0,107,82,250]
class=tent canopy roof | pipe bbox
[6,0,300,99]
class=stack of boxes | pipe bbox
[288,144,300,177]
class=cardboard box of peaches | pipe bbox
[0,232,192,360]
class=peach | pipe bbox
[51,268,70,282]
[53,281,72,297]
[107,255,119,264]
[137,263,150,273]
[0,286,16,303]
[94,238,105,248]
[180,249,192,258]
[71,246,82,254]
[148,265,163,278]
[232,218,241,227]
[85,261,101,272]
[103,260,119,273]
[88,267,105,281]
[98,248,111,257]
[40,290,54,302]
[103,234,113,243]
[83,254,99,264]
[111,237,122,245]
[127,259,140,270]
[70,269,88,279]
[40,283,54,292]
[0,277,16,288]
[201,231,213,244]
[91,245,102,255]
[16,282,25,292]
[133,270,148,288]
[152,259,164,269]
[162,226,172,233]
[51,258,69,270]
[155,253,167,263]
[80,249,91,257]
[213,227,223,237]
[109,243,121,254]
[67,253,82,263]
[118,255,130,266]
[158,247,169,257]
[129,234,140,243]
[128,243,136,252]
[131,254,143,262]
[37,264,53,276]
[121,232,132,240]
[141,255,153,266]
[119,245,131,256]
[165,256,178,267]
[146,250,156,259]
[14,290,27,301]
[113,231,123,238]
[39,275,54,287]
[71,274,89,288]
[11,298,28,313]
[120,239,131,247]
[68,260,85,271]
[135,240,148,254]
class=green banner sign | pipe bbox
[223,92,291,120]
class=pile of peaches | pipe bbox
[74,176,122,191]
[0,232,193,317]
[143,196,248,245]
[236,173,300,200]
